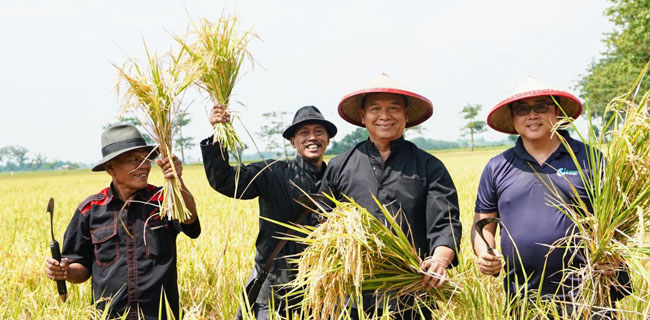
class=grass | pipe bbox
[2,146,648,319]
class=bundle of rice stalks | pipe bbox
[549,63,650,315]
[114,44,196,222]
[177,14,256,154]
[269,194,459,320]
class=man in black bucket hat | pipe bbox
[201,104,337,319]
[45,124,200,320]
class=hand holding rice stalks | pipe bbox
[268,193,459,320]
[550,63,650,313]
[114,44,196,222]
[177,14,256,154]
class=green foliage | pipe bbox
[325,128,369,155]
[577,0,650,121]
[460,104,487,151]
[410,137,463,150]
[0,145,83,172]
[173,112,193,163]
[256,111,291,158]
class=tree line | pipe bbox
[0,145,82,172]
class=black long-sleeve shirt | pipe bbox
[200,138,325,303]
[320,137,461,263]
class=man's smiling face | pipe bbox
[511,96,560,142]
[291,123,330,165]
[360,92,408,145]
[105,148,152,197]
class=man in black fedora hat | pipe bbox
[45,124,200,320]
[201,104,337,319]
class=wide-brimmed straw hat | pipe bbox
[92,124,158,172]
[338,73,433,128]
[282,106,338,140]
[487,76,583,134]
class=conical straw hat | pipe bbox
[338,73,433,128]
[487,76,583,134]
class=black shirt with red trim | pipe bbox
[61,183,200,320]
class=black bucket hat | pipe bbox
[282,106,338,140]
[92,124,158,172]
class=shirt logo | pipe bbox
[557,168,578,177]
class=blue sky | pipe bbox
[0,0,612,163]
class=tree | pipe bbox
[173,112,193,164]
[577,0,650,123]
[326,128,369,155]
[0,147,7,163]
[256,111,291,158]
[8,145,29,167]
[460,104,487,151]
[31,153,47,169]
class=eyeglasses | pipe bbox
[511,103,553,116]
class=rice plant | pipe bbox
[268,193,459,320]
[547,63,650,317]
[114,43,196,222]
[176,14,256,154]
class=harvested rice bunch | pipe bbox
[114,45,196,222]
[551,63,650,314]
[270,194,459,320]
[177,14,256,154]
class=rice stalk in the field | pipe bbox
[114,43,196,222]
[267,193,459,320]
[547,62,650,317]
[176,14,256,155]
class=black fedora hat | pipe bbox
[92,124,159,172]
[282,106,337,140]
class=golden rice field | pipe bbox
[1,146,648,319]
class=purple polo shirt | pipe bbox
[475,130,590,299]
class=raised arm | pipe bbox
[200,104,268,199]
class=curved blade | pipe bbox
[474,217,500,251]
[47,197,55,240]
[47,198,54,214]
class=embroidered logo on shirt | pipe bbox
[557,168,579,177]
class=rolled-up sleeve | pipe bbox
[177,218,201,239]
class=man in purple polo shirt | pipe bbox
[471,77,628,316]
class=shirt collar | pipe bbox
[514,129,577,162]
[366,136,407,152]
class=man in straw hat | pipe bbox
[45,124,200,319]
[202,104,337,319]
[471,77,629,316]
[320,73,461,319]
